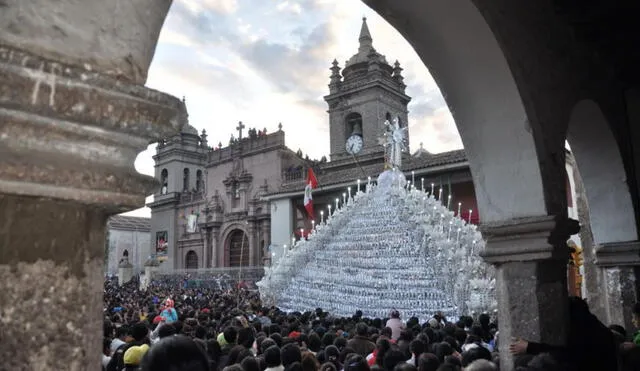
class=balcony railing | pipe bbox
[180,191,204,204]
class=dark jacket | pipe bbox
[347,336,376,357]
[526,298,618,371]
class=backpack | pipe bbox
[106,342,135,371]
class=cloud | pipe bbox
[276,1,303,14]
[234,22,336,101]
[148,0,461,163]
[181,0,238,14]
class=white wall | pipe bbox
[270,198,294,248]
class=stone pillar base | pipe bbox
[0,194,106,369]
[0,40,182,370]
[481,216,576,371]
[119,264,134,286]
[594,241,640,332]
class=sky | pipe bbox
[124,0,462,217]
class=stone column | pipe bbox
[142,257,161,290]
[0,2,179,368]
[202,227,210,268]
[262,220,271,264]
[248,223,258,266]
[595,241,640,331]
[481,216,577,371]
[211,227,220,267]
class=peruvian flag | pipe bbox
[304,168,318,219]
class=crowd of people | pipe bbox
[104,276,640,371]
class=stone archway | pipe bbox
[364,1,570,365]
[567,100,638,246]
[7,1,634,369]
[185,250,198,269]
[226,229,249,268]
[566,99,640,329]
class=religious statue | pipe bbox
[379,117,407,170]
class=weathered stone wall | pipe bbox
[107,229,152,275]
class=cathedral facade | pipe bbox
[148,118,306,270]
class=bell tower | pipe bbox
[324,17,411,161]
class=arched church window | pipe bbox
[183,168,190,191]
[185,250,198,269]
[228,230,249,267]
[123,249,129,258]
[196,170,203,192]
[161,169,168,195]
[385,112,392,122]
[345,112,363,140]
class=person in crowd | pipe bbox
[101,274,640,371]
[111,325,130,354]
[407,339,426,366]
[103,338,113,370]
[107,322,149,371]
[140,335,209,371]
[386,310,405,341]
[348,322,377,357]
[509,296,617,370]
[417,353,440,371]
[160,298,178,323]
[464,359,497,371]
[264,345,285,371]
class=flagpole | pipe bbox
[351,153,368,179]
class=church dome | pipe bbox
[345,18,389,64]
[181,124,199,136]
[258,169,496,320]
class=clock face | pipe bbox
[346,135,363,155]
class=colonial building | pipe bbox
[148,112,306,269]
[106,215,151,275]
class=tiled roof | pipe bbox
[107,215,151,232]
[268,149,467,197]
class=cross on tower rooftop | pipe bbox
[236,121,245,139]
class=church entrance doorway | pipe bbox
[185,250,198,269]
[227,230,249,267]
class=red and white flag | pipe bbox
[304,168,318,219]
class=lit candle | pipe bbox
[411,170,415,184]
[438,188,443,202]
[457,202,462,216]
[357,179,361,193]
[335,198,339,210]
[348,187,351,201]
[431,183,435,196]
[367,176,371,187]
[328,204,332,216]
[468,209,473,223]
[421,178,425,191]
[447,195,452,210]
[320,210,324,224]
[342,193,346,205]
[312,220,315,231]
[300,228,304,239]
